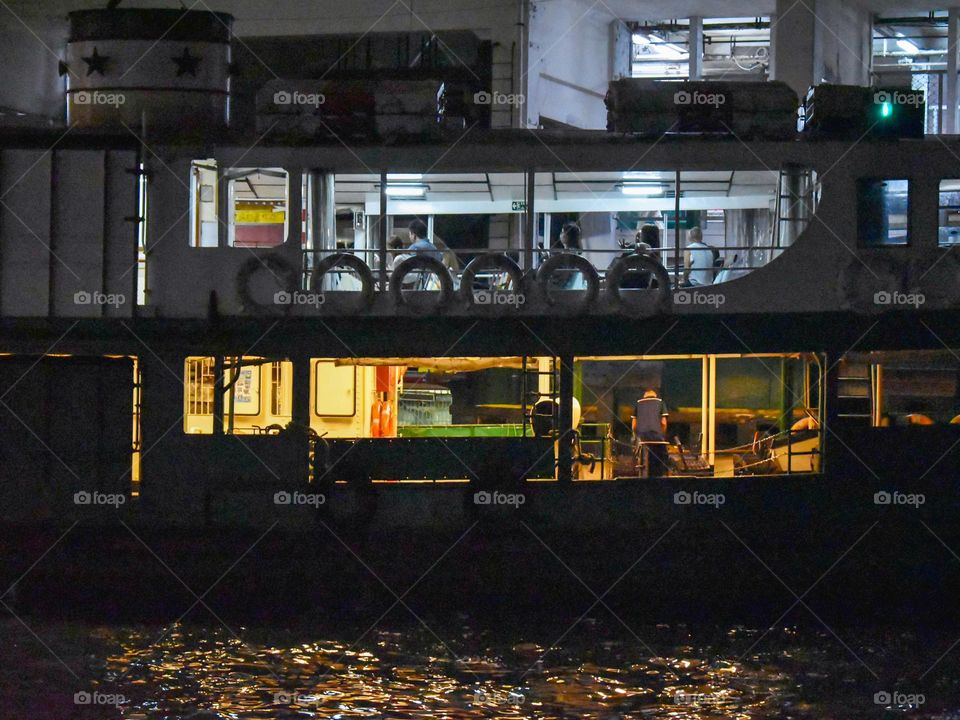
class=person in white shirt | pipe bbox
[684,227,717,286]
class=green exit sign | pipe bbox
[511,201,527,212]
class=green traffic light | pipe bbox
[881,102,892,118]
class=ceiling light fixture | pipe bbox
[385,184,427,198]
[620,183,663,196]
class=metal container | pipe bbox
[65,8,233,132]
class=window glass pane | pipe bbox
[183,356,292,434]
[858,179,909,246]
[227,168,289,248]
[189,159,218,247]
[939,179,960,246]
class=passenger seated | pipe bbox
[406,219,442,261]
[393,219,446,290]
[387,235,406,271]
[684,227,717,286]
[551,222,586,290]
[618,224,659,289]
[433,236,461,274]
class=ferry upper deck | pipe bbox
[0,127,959,359]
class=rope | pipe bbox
[609,426,813,455]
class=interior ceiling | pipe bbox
[331,171,778,204]
[233,170,287,202]
[603,0,959,21]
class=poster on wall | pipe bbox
[230,366,260,415]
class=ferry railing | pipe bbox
[301,240,797,295]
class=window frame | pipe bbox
[856,177,911,248]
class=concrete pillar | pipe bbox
[771,0,817,97]
[521,170,535,271]
[378,171,388,290]
[213,355,225,436]
[689,16,704,80]
[557,353,574,482]
[292,353,313,482]
[610,20,631,80]
[947,9,960,134]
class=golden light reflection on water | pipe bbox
[86,625,813,719]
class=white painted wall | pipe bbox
[526,0,614,129]
[772,0,873,95]
[816,0,873,86]
[0,17,66,118]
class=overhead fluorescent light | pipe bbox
[623,171,662,180]
[896,38,920,55]
[385,184,427,198]
[895,33,920,55]
[621,183,663,196]
[387,173,423,181]
[660,42,687,59]
[633,33,686,59]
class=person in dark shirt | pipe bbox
[618,223,660,289]
[550,222,586,290]
[406,219,442,262]
[632,388,670,477]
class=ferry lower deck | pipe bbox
[0,307,959,527]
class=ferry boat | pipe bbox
[1,6,959,623]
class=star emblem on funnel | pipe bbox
[172,47,202,77]
[81,47,110,76]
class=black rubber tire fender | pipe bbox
[605,253,672,315]
[536,252,600,313]
[312,252,376,313]
[458,253,525,310]
[236,253,298,314]
[390,254,455,313]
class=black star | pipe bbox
[81,47,110,76]
[171,47,202,77]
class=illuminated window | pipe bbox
[939,179,960,246]
[858,179,909,246]
[189,159,218,248]
[271,361,286,416]
[226,168,289,248]
[183,356,293,434]
[185,356,215,417]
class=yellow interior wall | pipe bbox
[310,360,377,437]
[183,357,293,435]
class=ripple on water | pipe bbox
[5,621,960,719]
